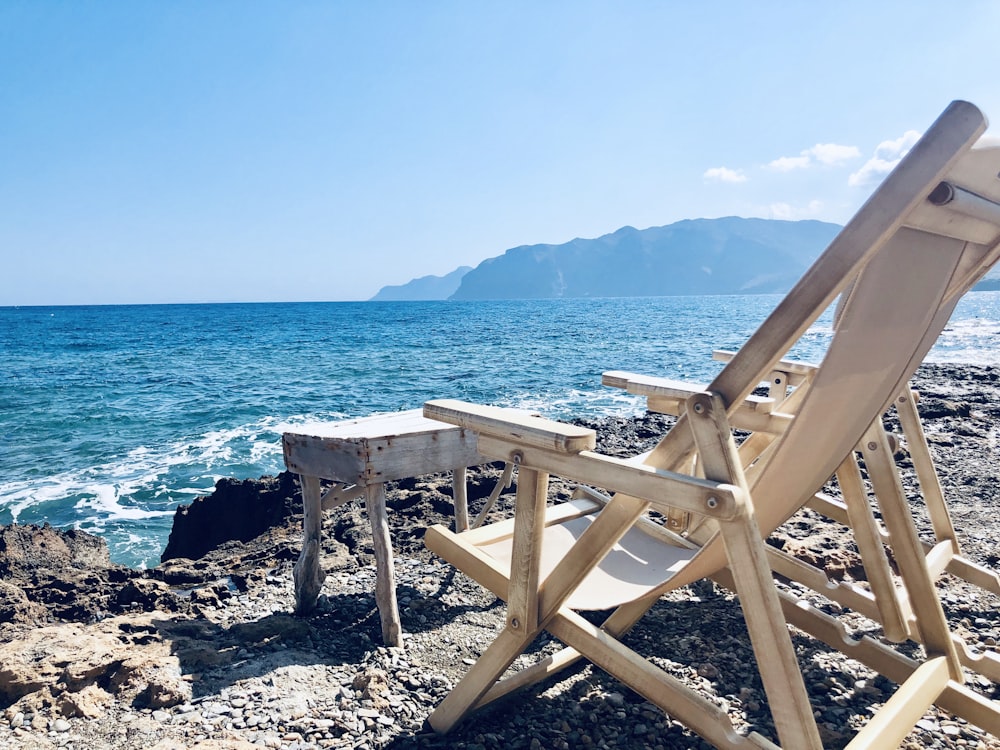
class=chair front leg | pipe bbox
[429,465,550,731]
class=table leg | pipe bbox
[293,474,326,615]
[453,466,469,533]
[365,482,403,647]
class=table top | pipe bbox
[283,408,460,442]
[282,408,485,483]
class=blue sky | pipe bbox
[3,2,1000,305]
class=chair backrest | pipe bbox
[654,101,1000,590]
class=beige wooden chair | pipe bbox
[607,177,1000,690]
[715,352,1000,664]
[419,101,1000,748]
[610,352,1000,730]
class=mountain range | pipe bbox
[369,266,472,301]
[370,217,998,301]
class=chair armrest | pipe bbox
[602,370,709,399]
[603,370,776,417]
[424,399,596,453]
[426,399,741,520]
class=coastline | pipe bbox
[0,362,998,749]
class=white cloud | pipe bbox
[848,129,921,187]
[768,142,860,171]
[808,143,861,165]
[703,166,747,183]
[768,155,811,172]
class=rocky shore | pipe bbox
[1,363,998,750]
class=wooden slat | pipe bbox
[905,200,1000,245]
[286,409,444,439]
[506,468,548,633]
[712,349,818,376]
[953,637,1000,682]
[320,482,363,510]
[894,387,959,549]
[859,422,963,680]
[459,496,602,548]
[424,399,596,453]
[478,642,585,706]
[924,539,957,582]
[712,349,814,386]
[766,546,883,623]
[283,433,366,482]
[714,568,1000,738]
[807,492,851,525]
[474,434,739,521]
[837,451,910,641]
[602,370,708,399]
[647,395,792,434]
[360,431,484,483]
[944,553,1000,597]
[424,524,509,601]
[845,657,951,750]
[766,369,789,404]
[905,178,1000,245]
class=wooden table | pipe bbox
[282,409,485,646]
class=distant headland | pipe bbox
[371,216,1000,301]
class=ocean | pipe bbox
[2,293,999,569]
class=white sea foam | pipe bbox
[0,416,296,528]
[272,411,355,435]
[0,411,371,530]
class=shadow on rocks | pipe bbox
[153,608,375,700]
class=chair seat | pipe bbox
[479,512,697,611]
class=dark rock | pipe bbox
[917,398,972,419]
[155,557,220,585]
[116,579,179,612]
[0,524,140,625]
[0,523,112,580]
[0,580,45,624]
[161,471,301,562]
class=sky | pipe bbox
[3,2,1000,306]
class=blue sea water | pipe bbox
[2,293,999,568]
